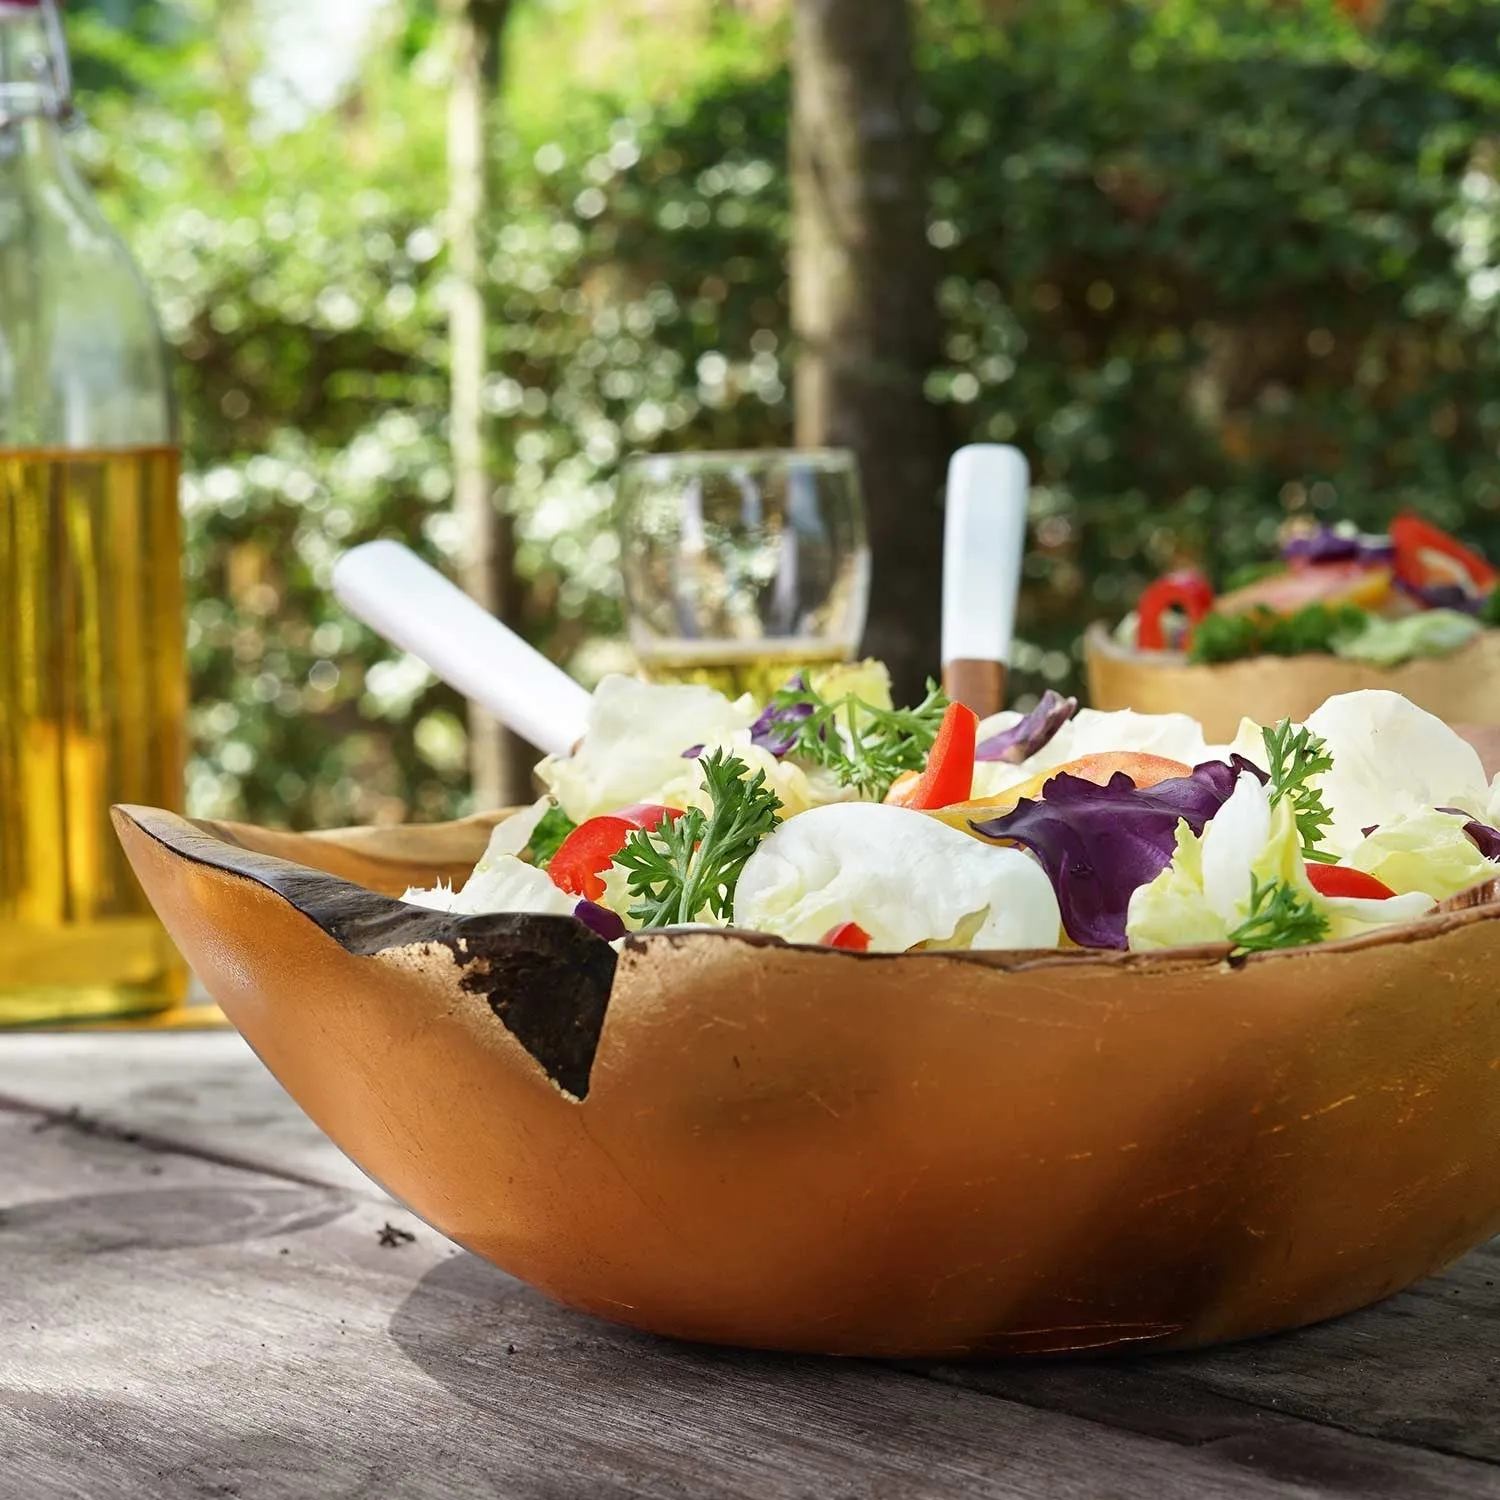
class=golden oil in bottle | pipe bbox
[0,446,187,1024]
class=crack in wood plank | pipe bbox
[0,1092,350,1195]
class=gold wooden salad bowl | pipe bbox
[114,802,1500,1359]
[1085,621,1500,742]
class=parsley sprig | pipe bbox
[612,750,782,927]
[1262,718,1337,863]
[771,679,949,800]
[1228,874,1329,955]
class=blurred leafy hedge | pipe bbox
[71,0,1500,826]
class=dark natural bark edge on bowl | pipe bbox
[112,806,616,1101]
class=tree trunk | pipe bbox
[444,0,529,809]
[791,0,949,705]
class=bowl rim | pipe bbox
[114,802,1500,977]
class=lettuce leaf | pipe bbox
[1331,609,1479,668]
[1347,808,1498,900]
[539,674,757,822]
[1127,774,1434,952]
[733,802,1061,952]
[1303,691,1491,855]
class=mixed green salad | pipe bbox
[403,661,1500,957]
[1116,513,1500,668]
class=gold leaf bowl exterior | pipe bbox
[1084,621,1500,742]
[114,804,1500,1359]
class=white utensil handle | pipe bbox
[941,444,1030,669]
[332,541,591,759]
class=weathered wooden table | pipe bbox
[3,1032,1498,1499]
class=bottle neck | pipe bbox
[0,2,71,128]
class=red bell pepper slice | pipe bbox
[820,922,871,951]
[884,702,979,811]
[1304,864,1396,902]
[550,803,681,900]
[1389,513,1497,598]
[1137,569,1216,651]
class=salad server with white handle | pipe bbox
[332,540,591,760]
[941,443,1031,717]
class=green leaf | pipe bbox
[1188,604,1369,665]
[525,806,577,870]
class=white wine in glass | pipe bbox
[618,450,870,701]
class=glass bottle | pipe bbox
[0,0,187,1024]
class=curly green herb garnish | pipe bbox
[613,749,782,927]
[1262,718,1336,863]
[1228,874,1329,955]
[771,678,949,800]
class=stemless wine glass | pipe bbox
[617,449,871,701]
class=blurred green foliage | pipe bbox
[65,0,1500,826]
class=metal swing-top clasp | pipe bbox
[0,0,75,131]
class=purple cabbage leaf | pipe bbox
[1396,578,1485,615]
[1281,527,1394,567]
[1282,528,1360,565]
[975,690,1078,764]
[970,757,1266,950]
[748,675,817,757]
[681,673,818,761]
[574,899,626,942]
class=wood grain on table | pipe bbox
[2,1033,1498,1500]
